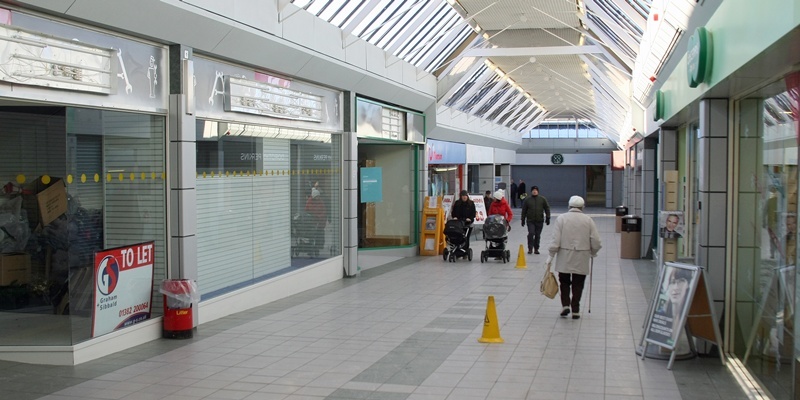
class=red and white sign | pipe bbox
[470,195,488,225]
[91,241,155,337]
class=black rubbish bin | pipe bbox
[615,206,629,233]
[159,279,198,339]
[620,216,641,259]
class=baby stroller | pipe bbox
[292,212,319,257]
[480,215,510,263]
[442,219,473,262]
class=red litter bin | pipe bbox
[159,279,198,339]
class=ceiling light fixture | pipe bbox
[529,57,537,63]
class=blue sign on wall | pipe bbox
[360,167,383,203]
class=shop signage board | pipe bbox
[360,167,383,203]
[427,139,466,165]
[687,27,713,88]
[91,241,155,337]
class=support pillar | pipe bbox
[342,92,359,277]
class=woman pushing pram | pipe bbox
[443,190,476,262]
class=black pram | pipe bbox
[480,215,510,263]
[442,219,473,262]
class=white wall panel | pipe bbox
[466,144,494,164]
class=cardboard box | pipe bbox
[36,178,67,226]
[0,253,31,286]
[664,170,679,184]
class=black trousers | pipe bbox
[558,273,587,313]
[526,221,544,250]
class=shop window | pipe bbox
[733,81,798,398]
[0,106,167,346]
[195,121,342,299]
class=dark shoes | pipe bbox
[527,248,533,254]
[534,249,540,254]
[572,312,581,320]
[560,307,570,317]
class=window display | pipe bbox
[0,106,166,346]
[195,120,342,299]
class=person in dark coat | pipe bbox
[517,179,527,204]
[484,190,494,213]
[450,190,476,249]
[521,185,551,254]
[510,180,518,208]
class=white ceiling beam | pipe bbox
[437,58,486,106]
[463,79,505,114]
[580,22,634,71]
[462,45,604,58]
[480,86,518,121]
[512,106,540,131]
[386,1,439,54]
[417,21,468,69]
[503,100,535,127]
[492,94,526,125]
[341,1,382,36]
[449,71,494,110]
[608,0,647,28]
[584,0,640,54]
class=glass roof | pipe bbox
[291,0,474,73]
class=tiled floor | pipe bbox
[0,207,749,400]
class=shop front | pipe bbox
[192,57,343,300]
[649,1,800,396]
[0,9,168,363]
[356,98,424,250]
[427,138,466,197]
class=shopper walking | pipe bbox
[510,180,518,208]
[517,179,527,205]
[521,186,551,254]
[483,190,494,213]
[488,189,513,229]
[450,190,476,249]
[546,196,602,319]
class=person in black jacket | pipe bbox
[517,179,527,204]
[451,190,476,249]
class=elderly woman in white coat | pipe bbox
[546,196,602,319]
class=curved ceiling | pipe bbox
[291,0,702,147]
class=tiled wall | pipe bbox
[697,99,729,305]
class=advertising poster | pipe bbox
[360,167,383,203]
[92,241,155,337]
[659,211,684,239]
[441,195,454,218]
[645,263,699,349]
[470,195,488,225]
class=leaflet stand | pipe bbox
[420,196,444,256]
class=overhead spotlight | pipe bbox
[446,0,456,5]
[474,23,482,33]
[529,57,537,63]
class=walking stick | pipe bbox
[588,257,593,313]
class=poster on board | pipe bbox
[92,241,155,337]
[470,195,487,225]
[644,262,700,349]
[659,211,684,239]
[441,195,454,219]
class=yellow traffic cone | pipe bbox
[516,244,527,269]
[478,295,504,343]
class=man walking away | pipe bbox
[510,180,518,208]
[484,190,494,213]
[521,186,551,254]
[546,196,602,319]
[517,179,526,205]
